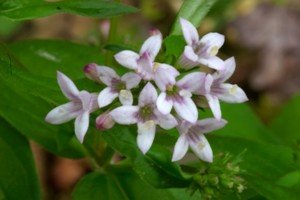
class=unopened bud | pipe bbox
[149,28,161,36]
[96,112,115,130]
[84,63,101,83]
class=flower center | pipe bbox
[138,105,155,122]
[111,78,126,92]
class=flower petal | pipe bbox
[57,71,79,100]
[114,50,139,69]
[174,97,198,123]
[110,106,139,124]
[140,32,162,61]
[218,83,248,103]
[177,72,206,92]
[156,92,173,114]
[157,112,178,129]
[213,57,236,83]
[189,134,213,162]
[136,52,154,80]
[200,32,225,51]
[199,56,225,70]
[206,94,221,120]
[78,90,94,111]
[97,66,119,86]
[180,18,199,46]
[121,72,141,89]
[138,82,157,107]
[178,46,199,69]
[195,118,227,134]
[137,120,156,154]
[98,87,118,108]
[45,102,81,124]
[172,135,189,162]
[119,90,133,105]
[154,63,179,91]
[75,111,89,143]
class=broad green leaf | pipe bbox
[102,125,191,188]
[270,94,300,150]
[0,118,40,200]
[0,0,138,21]
[163,35,185,58]
[277,170,300,188]
[72,169,200,200]
[170,0,219,35]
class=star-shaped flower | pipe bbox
[45,71,98,143]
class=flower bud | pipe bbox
[84,63,101,83]
[96,112,115,130]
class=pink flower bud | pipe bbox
[83,63,101,83]
[96,112,115,130]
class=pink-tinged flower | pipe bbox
[45,71,98,143]
[197,57,248,119]
[96,111,115,130]
[114,30,162,80]
[84,63,102,83]
[155,67,206,123]
[96,65,141,108]
[110,82,178,154]
[172,118,227,162]
[179,18,225,70]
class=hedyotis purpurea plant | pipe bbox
[45,18,248,163]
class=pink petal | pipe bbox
[177,72,206,92]
[121,72,141,89]
[45,102,81,124]
[195,118,227,134]
[136,52,154,80]
[189,134,213,162]
[204,74,214,94]
[57,71,79,100]
[138,82,157,107]
[218,84,248,103]
[199,56,225,70]
[137,121,156,154]
[206,94,221,120]
[140,32,162,61]
[98,87,118,108]
[178,46,199,69]
[75,111,89,143]
[119,90,133,105]
[172,135,189,161]
[114,50,139,69]
[154,64,178,91]
[180,18,199,46]
[110,106,139,124]
[97,66,119,86]
[157,112,178,129]
[213,57,236,83]
[78,90,94,111]
[156,92,173,114]
[174,97,198,123]
[200,32,225,50]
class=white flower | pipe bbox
[114,31,162,80]
[155,66,206,123]
[45,71,98,143]
[96,65,141,108]
[197,57,248,119]
[179,18,225,70]
[172,118,227,162]
[110,82,178,154]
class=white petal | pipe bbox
[140,32,162,61]
[180,18,199,46]
[177,72,206,92]
[136,53,154,80]
[121,72,141,89]
[172,135,189,162]
[218,84,248,103]
[174,97,198,123]
[178,46,199,69]
[200,32,224,50]
[195,118,227,134]
[114,50,139,69]
[203,74,213,94]
[157,112,178,129]
[57,71,79,100]
[213,57,236,83]
[75,111,89,143]
[138,82,157,107]
[78,90,93,111]
[199,56,225,70]
[154,63,179,91]
[97,66,119,86]
[189,134,213,162]
[156,92,173,114]
[206,94,221,120]
[45,102,81,124]
[98,87,118,108]
[137,121,156,154]
[119,90,133,105]
[110,106,138,124]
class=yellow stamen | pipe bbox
[210,46,219,56]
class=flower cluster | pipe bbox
[45,18,248,162]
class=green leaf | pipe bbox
[0,0,138,21]
[72,169,200,200]
[170,0,219,35]
[0,118,40,200]
[102,125,191,188]
[163,35,185,58]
